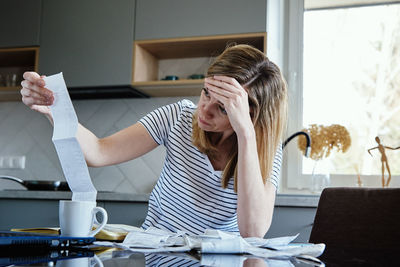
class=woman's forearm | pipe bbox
[236,130,275,238]
[76,123,105,167]
[77,122,158,167]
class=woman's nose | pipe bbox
[202,102,214,119]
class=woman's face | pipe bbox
[197,87,233,134]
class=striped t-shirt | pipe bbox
[139,100,282,235]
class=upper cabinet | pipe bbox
[135,0,267,40]
[1,0,270,98]
[39,0,136,88]
[132,33,266,96]
[133,0,268,96]
[0,47,39,100]
[0,0,41,48]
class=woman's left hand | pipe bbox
[205,75,254,137]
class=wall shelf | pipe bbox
[0,47,39,101]
[132,32,266,97]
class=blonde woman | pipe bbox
[21,44,288,238]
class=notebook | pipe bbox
[0,230,95,248]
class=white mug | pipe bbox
[59,200,108,237]
[56,255,103,267]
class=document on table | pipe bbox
[95,226,325,264]
[44,72,97,202]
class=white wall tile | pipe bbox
[93,165,125,192]
[117,158,158,193]
[0,102,17,124]
[0,96,199,194]
[84,99,129,138]
[73,99,106,124]
[113,179,138,194]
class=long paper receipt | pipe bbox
[44,73,97,201]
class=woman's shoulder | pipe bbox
[173,99,197,120]
[177,99,197,112]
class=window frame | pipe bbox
[281,0,400,193]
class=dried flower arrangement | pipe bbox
[297,124,351,160]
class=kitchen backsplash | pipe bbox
[0,96,199,193]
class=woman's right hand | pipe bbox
[20,71,54,118]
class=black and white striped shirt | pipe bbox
[139,100,282,235]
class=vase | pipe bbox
[311,160,331,194]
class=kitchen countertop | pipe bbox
[0,190,319,207]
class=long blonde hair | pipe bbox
[192,44,288,191]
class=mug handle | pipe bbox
[88,207,108,237]
[89,255,104,267]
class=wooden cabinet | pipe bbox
[39,0,136,88]
[0,196,316,242]
[0,0,269,98]
[0,0,41,48]
[132,32,266,96]
[0,198,148,230]
[0,0,41,101]
[135,0,267,40]
[0,47,39,101]
[131,0,269,96]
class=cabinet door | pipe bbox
[135,0,267,40]
[0,199,59,229]
[0,0,41,48]
[39,0,135,87]
[103,202,148,227]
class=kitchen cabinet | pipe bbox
[0,199,60,229]
[132,32,266,96]
[135,0,267,40]
[0,0,41,48]
[0,199,315,242]
[134,0,268,96]
[0,197,148,230]
[39,0,136,88]
[0,47,39,101]
[0,192,317,242]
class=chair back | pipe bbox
[309,187,400,249]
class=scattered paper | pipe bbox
[100,225,325,265]
[123,231,170,248]
[93,227,325,266]
[122,227,185,248]
[202,238,246,254]
[245,234,299,248]
[45,73,97,201]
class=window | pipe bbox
[283,0,400,193]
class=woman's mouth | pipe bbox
[198,117,210,126]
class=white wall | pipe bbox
[0,96,199,193]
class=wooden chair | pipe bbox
[309,187,400,266]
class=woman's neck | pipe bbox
[210,130,234,147]
[207,133,235,171]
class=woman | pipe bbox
[21,44,288,238]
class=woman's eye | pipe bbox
[202,87,210,97]
[219,105,227,115]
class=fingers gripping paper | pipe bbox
[45,73,97,201]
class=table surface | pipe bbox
[0,248,400,267]
[2,245,399,267]
[0,246,319,267]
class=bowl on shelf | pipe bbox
[188,74,205,80]
[161,75,179,81]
